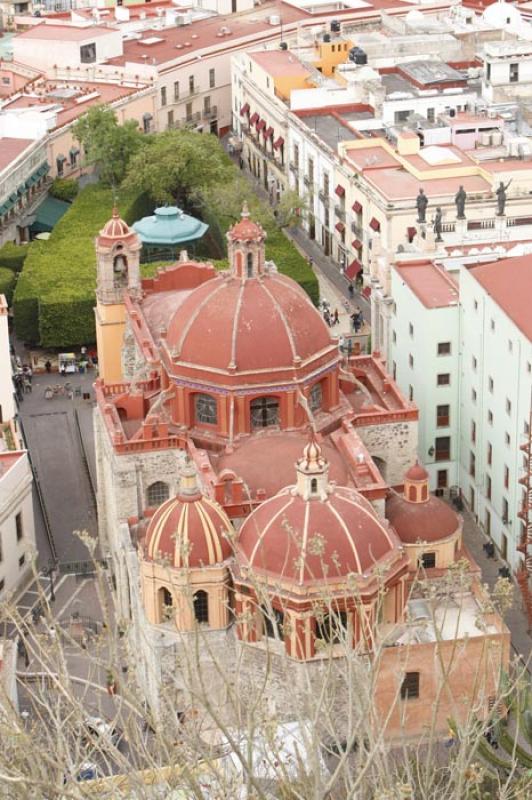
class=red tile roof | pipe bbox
[469,255,532,341]
[394,260,459,309]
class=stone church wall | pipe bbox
[356,419,418,486]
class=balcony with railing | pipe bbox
[289,161,299,173]
[335,205,346,221]
[319,189,329,204]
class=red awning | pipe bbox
[352,239,362,251]
[362,286,371,299]
[345,260,362,280]
[249,112,259,125]
[369,217,380,232]
[335,184,345,197]
[256,118,266,131]
[352,200,362,213]
[407,226,417,239]
[335,222,345,233]
[264,126,274,139]
[240,102,250,116]
[273,136,284,150]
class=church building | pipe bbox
[93,206,510,738]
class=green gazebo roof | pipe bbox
[132,206,208,246]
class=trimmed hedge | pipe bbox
[14,185,153,347]
[0,242,28,273]
[49,178,79,203]
[0,267,16,306]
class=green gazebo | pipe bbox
[133,206,208,262]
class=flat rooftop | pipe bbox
[470,255,532,341]
[249,49,312,78]
[297,109,372,149]
[14,23,113,41]
[3,81,139,129]
[0,138,34,172]
[394,260,459,309]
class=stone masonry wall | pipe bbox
[357,419,418,486]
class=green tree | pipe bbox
[200,175,271,229]
[275,188,308,229]
[72,105,142,188]
[122,129,234,206]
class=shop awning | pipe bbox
[273,136,284,150]
[240,102,250,116]
[407,226,417,240]
[369,217,380,232]
[0,202,10,215]
[335,221,345,233]
[335,184,345,197]
[345,260,362,280]
[29,195,70,235]
[17,184,26,195]
[264,126,274,139]
[352,200,362,213]
[9,193,17,203]
[256,119,266,131]
[362,285,371,299]
[249,112,259,125]
[352,239,362,250]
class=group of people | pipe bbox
[13,360,32,401]
[351,307,364,333]
[321,300,341,328]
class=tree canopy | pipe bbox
[72,105,143,188]
[122,129,234,206]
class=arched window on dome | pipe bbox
[246,252,253,278]
[158,586,174,624]
[408,485,417,502]
[309,382,323,413]
[193,590,209,624]
[261,604,284,640]
[315,611,348,645]
[311,478,318,494]
[195,393,218,426]
[146,481,170,507]
[113,246,128,289]
[250,396,279,429]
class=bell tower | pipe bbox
[94,209,142,383]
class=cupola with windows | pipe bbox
[139,461,235,632]
[232,436,409,660]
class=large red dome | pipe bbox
[165,271,334,376]
[236,485,399,585]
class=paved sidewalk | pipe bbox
[461,508,532,671]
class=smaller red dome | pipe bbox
[386,492,460,545]
[144,490,233,568]
[99,208,133,241]
[227,204,265,242]
[405,462,429,482]
[237,486,399,585]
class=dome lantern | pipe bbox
[295,430,330,500]
[404,461,429,503]
[227,203,267,280]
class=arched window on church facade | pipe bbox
[146,480,170,507]
[193,590,209,624]
[113,247,128,288]
[194,393,218,425]
[246,251,253,278]
[309,382,323,413]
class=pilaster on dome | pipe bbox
[295,431,330,500]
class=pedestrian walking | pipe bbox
[23,376,31,394]
[332,309,339,326]
[45,360,52,373]
[324,310,331,327]
[348,283,354,298]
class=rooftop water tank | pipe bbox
[349,47,368,65]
